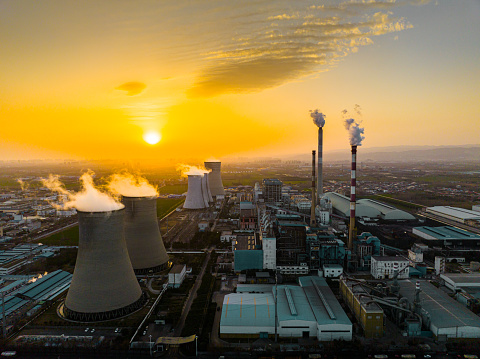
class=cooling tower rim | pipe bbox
[76,207,125,215]
[121,195,158,200]
[187,174,204,177]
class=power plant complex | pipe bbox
[204,161,225,197]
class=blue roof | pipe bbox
[234,250,263,272]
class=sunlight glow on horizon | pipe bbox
[143,131,161,145]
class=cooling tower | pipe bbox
[201,175,210,207]
[205,173,214,202]
[64,209,145,322]
[184,175,206,209]
[204,161,225,197]
[122,196,169,274]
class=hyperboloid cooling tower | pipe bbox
[204,161,225,197]
[201,175,211,206]
[204,173,214,202]
[122,196,169,274]
[184,175,206,209]
[64,209,145,322]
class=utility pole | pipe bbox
[274,269,278,343]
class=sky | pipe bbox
[1,0,479,162]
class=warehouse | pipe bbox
[398,279,480,340]
[357,199,416,221]
[425,206,480,225]
[220,276,352,341]
[412,226,480,247]
[440,273,480,292]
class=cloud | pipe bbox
[188,0,424,97]
[115,81,147,96]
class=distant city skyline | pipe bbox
[1,0,479,162]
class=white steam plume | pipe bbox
[310,109,326,128]
[107,172,158,197]
[41,172,124,212]
[17,179,29,191]
[344,118,365,146]
[176,164,211,177]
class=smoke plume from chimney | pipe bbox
[310,109,326,128]
[107,172,158,197]
[17,179,28,191]
[176,164,211,177]
[344,118,365,146]
[42,172,124,212]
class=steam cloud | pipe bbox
[115,82,147,96]
[17,179,28,191]
[41,172,124,212]
[107,173,159,197]
[344,118,365,146]
[177,164,210,177]
[310,109,326,128]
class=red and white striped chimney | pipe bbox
[311,150,317,227]
[348,145,357,250]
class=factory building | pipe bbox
[371,256,409,279]
[440,273,480,292]
[220,276,352,341]
[263,179,283,203]
[412,226,480,247]
[398,279,480,340]
[340,278,384,338]
[324,192,415,221]
[426,206,480,225]
[168,264,186,288]
[239,201,257,229]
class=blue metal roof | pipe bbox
[234,250,263,272]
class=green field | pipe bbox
[158,184,187,195]
[36,198,184,246]
[156,197,185,218]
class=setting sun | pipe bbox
[143,131,161,145]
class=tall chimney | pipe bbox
[310,150,317,227]
[317,127,323,201]
[348,145,357,250]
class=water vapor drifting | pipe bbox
[107,173,158,197]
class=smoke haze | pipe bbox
[177,164,210,177]
[344,118,365,146]
[17,179,28,191]
[107,172,158,197]
[310,109,326,128]
[42,172,124,212]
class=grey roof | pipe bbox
[324,192,382,219]
[170,264,185,274]
[398,279,480,329]
[426,206,480,220]
[414,226,480,240]
[358,199,416,220]
[440,273,480,285]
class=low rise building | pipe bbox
[371,256,409,279]
[168,264,186,288]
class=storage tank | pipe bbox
[204,161,225,197]
[122,196,169,274]
[64,209,145,321]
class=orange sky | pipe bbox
[1,0,479,162]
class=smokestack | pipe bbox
[318,127,323,200]
[204,161,225,197]
[348,145,357,250]
[64,209,145,321]
[310,150,317,227]
[122,196,169,274]
[184,175,206,209]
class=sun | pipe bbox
[143,131,161,145]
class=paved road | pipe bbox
[173,248,212,337]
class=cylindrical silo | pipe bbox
[201,175,210,207]
[122,196,169,274]
[204,161,225,197]
[64,209,145,322]
[184,175,206,209]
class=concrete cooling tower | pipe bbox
[184,175,206,209]
[201,175,211,207]
[205,173,214,202]
[122,196,169,274]
[204,161,225,197]
[64,209,145,322]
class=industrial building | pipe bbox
[426,206,480,225]
[440,273,480,292]
[398,279,480,340]
[64,209,145,322]
[204,161,225,197]
[412,226,480,247]
[122,196,169,274]
[371,256,409,279]
[1,270,72,322]
[220,276,352,341]
[168,264,186,288]
[340,278,384,338]
[263,179,283,203]
[324,192,415,221]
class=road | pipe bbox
[173,248,212,337]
